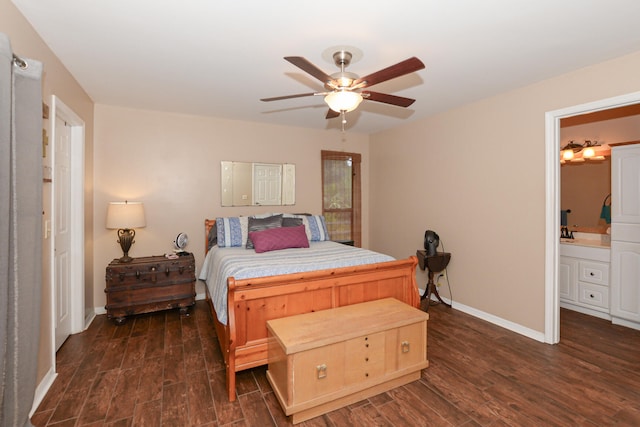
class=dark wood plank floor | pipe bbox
[31,300,640,426]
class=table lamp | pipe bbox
[106,201,146,262]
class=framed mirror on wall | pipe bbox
[221,161,295,207]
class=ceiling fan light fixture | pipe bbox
[328,71,359,89]
[325,90,363,113]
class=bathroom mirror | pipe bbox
[221,161,295,207]
[560,159,611,230]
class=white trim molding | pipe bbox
[440,299,546,343]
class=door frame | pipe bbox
[49,95,85,354]
[544,90,640,344]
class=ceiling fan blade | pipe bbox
[353,57,425,88]
[284,56,333,84]
[260,92,319,102]
[325,109,340,119]
[363,91,416,108]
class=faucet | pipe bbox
[561,226,574,239]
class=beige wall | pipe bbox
[92,105,370,309]
[370,50,640,333]
[1,0,95,390]
[561,115,640,228]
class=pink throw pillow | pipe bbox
[249,225,310,253]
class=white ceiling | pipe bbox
[12,0,640,134]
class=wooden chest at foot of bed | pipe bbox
[105,254,196,324]
[266,298,429,423]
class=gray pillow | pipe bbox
[282,217,303,227]
[207,222,217,250]
[246,214,283,249]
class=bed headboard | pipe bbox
[205,219,216,254]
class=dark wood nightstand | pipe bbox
[333,239,355,246]
[105,253,196,324]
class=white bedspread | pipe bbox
[198,241,395,325]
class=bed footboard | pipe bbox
[214,256,419,401]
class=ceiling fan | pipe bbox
[260,50,425,125]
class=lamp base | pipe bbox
[117,228,136,263]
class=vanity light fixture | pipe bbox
[560,140,609,164]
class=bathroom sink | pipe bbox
[560,238,610,248]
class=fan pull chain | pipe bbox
[341,111,347,132]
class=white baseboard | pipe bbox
[430,294,546,343]
[84,310,96,330]
[196,292,206,301]
[454,301,545,342]
[560,302,611,321]
[30,367,57,418]
[94,306,106,315]
[612,316,640,331]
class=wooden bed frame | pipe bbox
[203,219,420,401]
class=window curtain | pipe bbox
[0,33,44,427]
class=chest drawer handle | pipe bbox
[179,266,185,274]
[119,272,125,282]
[316,364,327,379]
[165,267,170,276]
[401,341,411,353]
[135,271,140,279]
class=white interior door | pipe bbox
[54,116,72,350]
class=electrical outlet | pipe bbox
[437,271,446,286]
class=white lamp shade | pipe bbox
[582,147,595,158]
[324,90,363,113]
[106,201,146,229]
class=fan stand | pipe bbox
[416,250,452,311]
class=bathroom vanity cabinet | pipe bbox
[559,242,610,319]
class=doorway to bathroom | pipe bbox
[545,91,640,344]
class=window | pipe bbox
[321,150,361,247]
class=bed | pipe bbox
[200,218,420,402]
